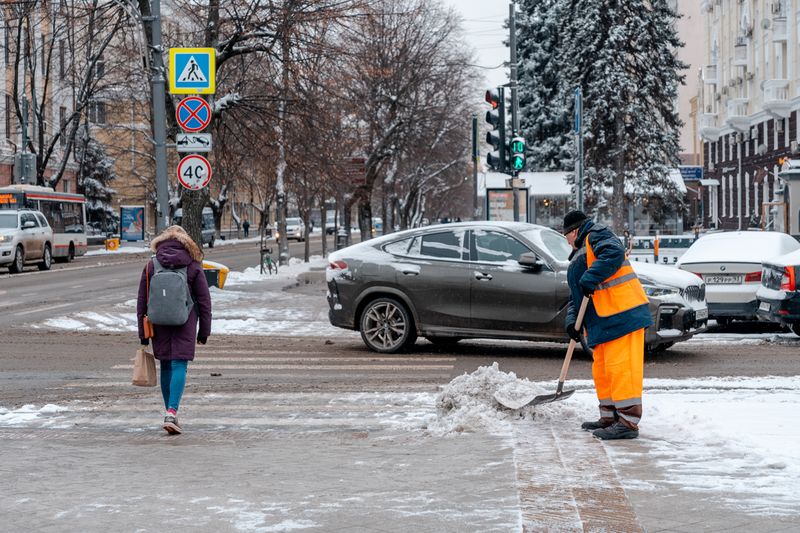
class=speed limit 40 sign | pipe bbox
[177,154,212,190]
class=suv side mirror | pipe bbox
[518,252,544,269]
[23,220,36,229]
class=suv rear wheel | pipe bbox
[359,297,416,353]
[38,244,52,271]
[9,246,24,274]
[789,323,800,337]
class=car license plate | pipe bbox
[759,301,771,313]
[695,308,708,320]
[704,275,743,285]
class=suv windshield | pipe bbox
[286,218,302,226]
[0,213,17,229]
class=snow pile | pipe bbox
[430,363,549,436]
[0,404,66,425]
[224,255,326,286]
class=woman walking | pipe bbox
[137,225,212,434]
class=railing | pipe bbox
[727,98,749,118]
[733,43,748,66]
[773,17,788,41]
[703,65,718,84]
[763,79,789,102]
[700,113,717,129]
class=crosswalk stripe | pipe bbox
[112,364,454,371]
[193,357,456,363]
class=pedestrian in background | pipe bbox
[562,210,652,440]
[137,225,212,435]
[242,218,250,238]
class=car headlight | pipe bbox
[642,284,680,297]
[0,235,11,243]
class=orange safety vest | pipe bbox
[586,238,649,318]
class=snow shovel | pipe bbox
[494,296,590,410]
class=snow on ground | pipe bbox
[3,365,799,516]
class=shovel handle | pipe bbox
[558,296,590,384]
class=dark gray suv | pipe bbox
[326,221,707,353]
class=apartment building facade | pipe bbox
[1,2,79,192]
[699,0,800,232]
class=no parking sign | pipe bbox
[177,155,212,190]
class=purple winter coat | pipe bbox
[136,235,212,361]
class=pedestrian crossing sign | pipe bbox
[169,48,216,94]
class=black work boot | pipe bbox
[592,421,638,440]
[581,418,615,431]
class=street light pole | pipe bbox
[509,2,520,222]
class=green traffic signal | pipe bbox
[511,154,525,170]
[511,140,524,154]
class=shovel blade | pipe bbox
[530,388,575,406]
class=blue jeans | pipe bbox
[160,360,188,412]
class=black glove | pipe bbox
[140,338,149,346]
[565,323,581,342]
[197,335,207,345]
[580,283,595,298]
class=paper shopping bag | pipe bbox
[132,348,157,387]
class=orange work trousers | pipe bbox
[592,328,644,428]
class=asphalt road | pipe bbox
[0,234,331,329]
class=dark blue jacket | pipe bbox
[566,220,652,347]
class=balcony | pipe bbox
[762,79,791,118]
[733,42,749,67]
[773,17,788,42]
[703,65,718,85]
[699,113,721,142]
[726,98,751,132]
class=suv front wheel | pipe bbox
[9,246,24,274]
[38,244,52,271]
[359,297,416,353]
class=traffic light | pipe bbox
[509,136,526,173]
[485,88,506,172]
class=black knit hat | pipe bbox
[562,210,588,235]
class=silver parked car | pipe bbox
[676,231,800,325]
[326,221,707,353]
[0,209,54,273]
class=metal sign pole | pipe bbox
[149,0,170,234]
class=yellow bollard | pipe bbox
[202,260,230,289]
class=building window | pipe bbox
[59,39,65,79]
[4,94,11,140]
[59,106,66,146]
[63,180,70,193]
[93,53,105,80]
[722,175,727,218]
[3,21,9,65]
[41,35,46,75]
[88,100,106,124]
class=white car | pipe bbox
[676,231,800,324]
[278,217,307,241]
[0,209,54,273]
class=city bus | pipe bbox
[0,184,88,262]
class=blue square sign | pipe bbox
[169,48,216,94]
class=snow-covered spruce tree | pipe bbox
[543,0,686,230]
[516,0,573,171]
[76,127,118,233]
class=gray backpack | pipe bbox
[147,258,194,326]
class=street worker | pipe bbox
[562,210,652,440]
[137,225,212,435]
